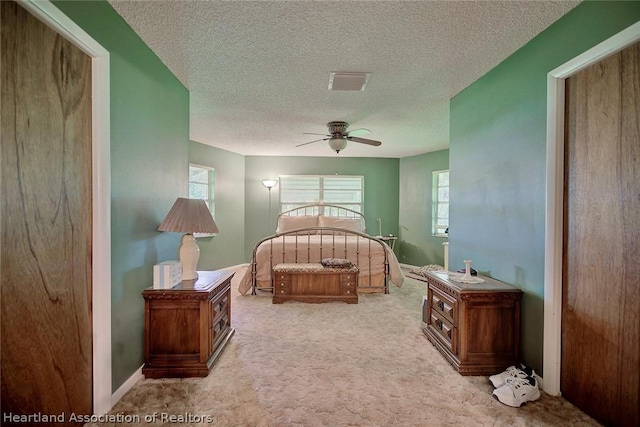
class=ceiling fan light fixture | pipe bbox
[328,72,370,91]
[328,137,348,153]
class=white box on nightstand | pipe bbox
[153,261,182,289]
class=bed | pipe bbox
[238,204,404,295]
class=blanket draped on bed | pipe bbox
[238,235,404,295]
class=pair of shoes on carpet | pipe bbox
[490,363,540,407]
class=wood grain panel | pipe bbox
[1,0,93,418]
[562,41,639,427]
[272,270,359,304]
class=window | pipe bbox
[189,164,215,235]
[279,175,363,215]
[432,170,449,237]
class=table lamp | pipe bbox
[158,198,219,280]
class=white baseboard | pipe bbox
[536,373,555,395]
[112,365,143,405]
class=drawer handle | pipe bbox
[280,282,285,287]
[438,301,444,311]
[436,319,443,330]
[280,290,285,294]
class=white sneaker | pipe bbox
[489,364,535,388]
[492,375,541,407]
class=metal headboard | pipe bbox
[278,204,366,234]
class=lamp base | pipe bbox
[179,233,200,280]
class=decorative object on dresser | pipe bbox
[272,263,358,304]
[238,203,405,295]
[157,198,220,280]
[152,260,182,289]
[411,270,523,376]
[142,270,234,378]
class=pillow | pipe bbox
[318,216,363,233]
[276,215,319,234]
[409,264,444,277]
[321,258,353,268]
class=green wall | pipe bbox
[449,1,640,374]
[53,0,640,392]
[398,150,449,267]
[189,142,246,269]
[54,0,190,391]
[244,156,400,261]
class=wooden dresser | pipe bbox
[142,270,234,378]
[416,271,522,376]
[272,263,358,304]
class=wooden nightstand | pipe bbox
[142,270,234,378]
[415,271,522,376]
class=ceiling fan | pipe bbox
[296,121,382,153]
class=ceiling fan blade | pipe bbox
[295,137,329,147]
[346,128,371,137]
[303,132,330,136]
[347,136,382,146]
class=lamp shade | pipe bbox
[328,137,348,153]
[262,179,277,189]
[158,198,219,234]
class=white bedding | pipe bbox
[238,234,404,295]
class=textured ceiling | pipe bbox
[108,0,579,158]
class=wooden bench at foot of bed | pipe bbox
[272,263,359,304]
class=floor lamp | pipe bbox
[262,179,278,231]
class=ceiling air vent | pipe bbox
[328,72,370,91]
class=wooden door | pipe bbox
[1,0,93,418]
[562,41,639,427]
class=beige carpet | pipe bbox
[99,265,600,426]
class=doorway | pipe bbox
[562,41,639,426]
[0,0,112,416]
[543,21,640,427]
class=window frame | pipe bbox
[188,163,216,237]
[278,174,364,215]
[432,169,449,237]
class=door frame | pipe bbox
[543,21,640,396]
[19,0,112,415]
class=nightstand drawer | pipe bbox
[429,311,457,354]
[431,287,456,326]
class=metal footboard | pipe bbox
[250,227,389,295]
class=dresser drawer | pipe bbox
[210,292,229,321]
[275,272,290,282]
[430,287,457,326]
[275,279,290,295]
[429,311,457,354]
[341,274,356,295]
[341,273,357,284]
